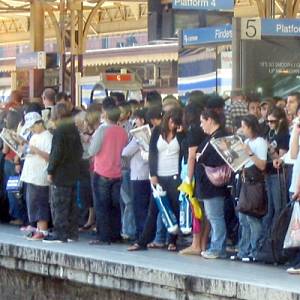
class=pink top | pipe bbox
[93,125,128,179]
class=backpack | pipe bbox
[256,201,298,264]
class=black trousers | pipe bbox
[94,174,122,243]
[138,175,180,247]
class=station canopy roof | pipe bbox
[0,1,148,44]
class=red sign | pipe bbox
[105,74,132,82]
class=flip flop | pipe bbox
[179,247,201,256]
[147,242,166,249]
[128,243,147,251]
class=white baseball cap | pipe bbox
[23,112,42,131]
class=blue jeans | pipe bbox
[263,174,285,238]
[4,160,27,223]
[238,212,262,258]
[153,212,167,244]
[94,174,122,243]
[203,196,226,255]
[120,169,136,239]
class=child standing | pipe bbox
[20,112,53,240]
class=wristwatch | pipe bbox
[249,152,254,157]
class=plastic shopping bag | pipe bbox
[152,184,179,234]
[284,202,300,249]
[179,192,192,234]
[178,180,202,220]
[6,176,22,193]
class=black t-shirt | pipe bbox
[181,124,206,164]
[195,128,229,199]
[266,129,290,174]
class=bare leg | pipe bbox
[37,220,48,231]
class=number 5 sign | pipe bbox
[241,18,261,40]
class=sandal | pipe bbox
[147,242,166,249]
[128,243,147,251]
[167,243,177,252]
[79,223,95,232]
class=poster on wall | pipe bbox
[242,37,300,97]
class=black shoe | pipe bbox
[43,235,67,243]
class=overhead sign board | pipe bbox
[241,18,300,40]
[16,52,59,69]
[183,24,232,46]
[172,0,234,11]
[262,19,300,36]
[16,52,46,69]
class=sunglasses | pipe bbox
[267,120,278,123]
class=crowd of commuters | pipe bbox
[1,88,300,275]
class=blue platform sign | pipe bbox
[262,19,300,37]
[173,0,234,11]
[183,24,232,46]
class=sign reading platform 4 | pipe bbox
[172,0,234,11]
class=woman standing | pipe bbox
[263,107,289,238]
[179,102,208,255]
[195,109,228,259]
[233,115,268,262]
[128,107,184,251]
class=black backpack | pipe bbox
[256,201,298,264]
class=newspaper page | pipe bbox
[210,135,250,173]
[129,124,151,152]
[0,128,24,158]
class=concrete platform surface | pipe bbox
[0,224,299,300]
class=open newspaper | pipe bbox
[130,124,151,152]
[210,135,250,173]
[0,128,24,158]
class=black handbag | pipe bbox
[236,165,267,218]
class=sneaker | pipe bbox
[241,256,256,263]
[26,232,45,241]
[67,238,78,243]
[43,235,66,243]
[287,262,300,274]
[230,255,241,261]
[201,250,219,259]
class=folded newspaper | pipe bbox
[130,124,151,152]
[210,135,250,173]
[0,128,24,158]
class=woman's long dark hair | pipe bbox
[160,107,182,140]
[201,108,223,127]
[268,106,289,135]
[241,114,261,138]
[183,102,202,129]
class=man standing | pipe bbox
[41,88,56,126]
[225,89,248,133]
[44,103,83,243]
[89,98,128,245]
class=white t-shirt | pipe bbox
[244,137,268,168]
[282,121,300,165]
[21,130,53,186]
[157,135,180,177]
[290,157,300,193]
